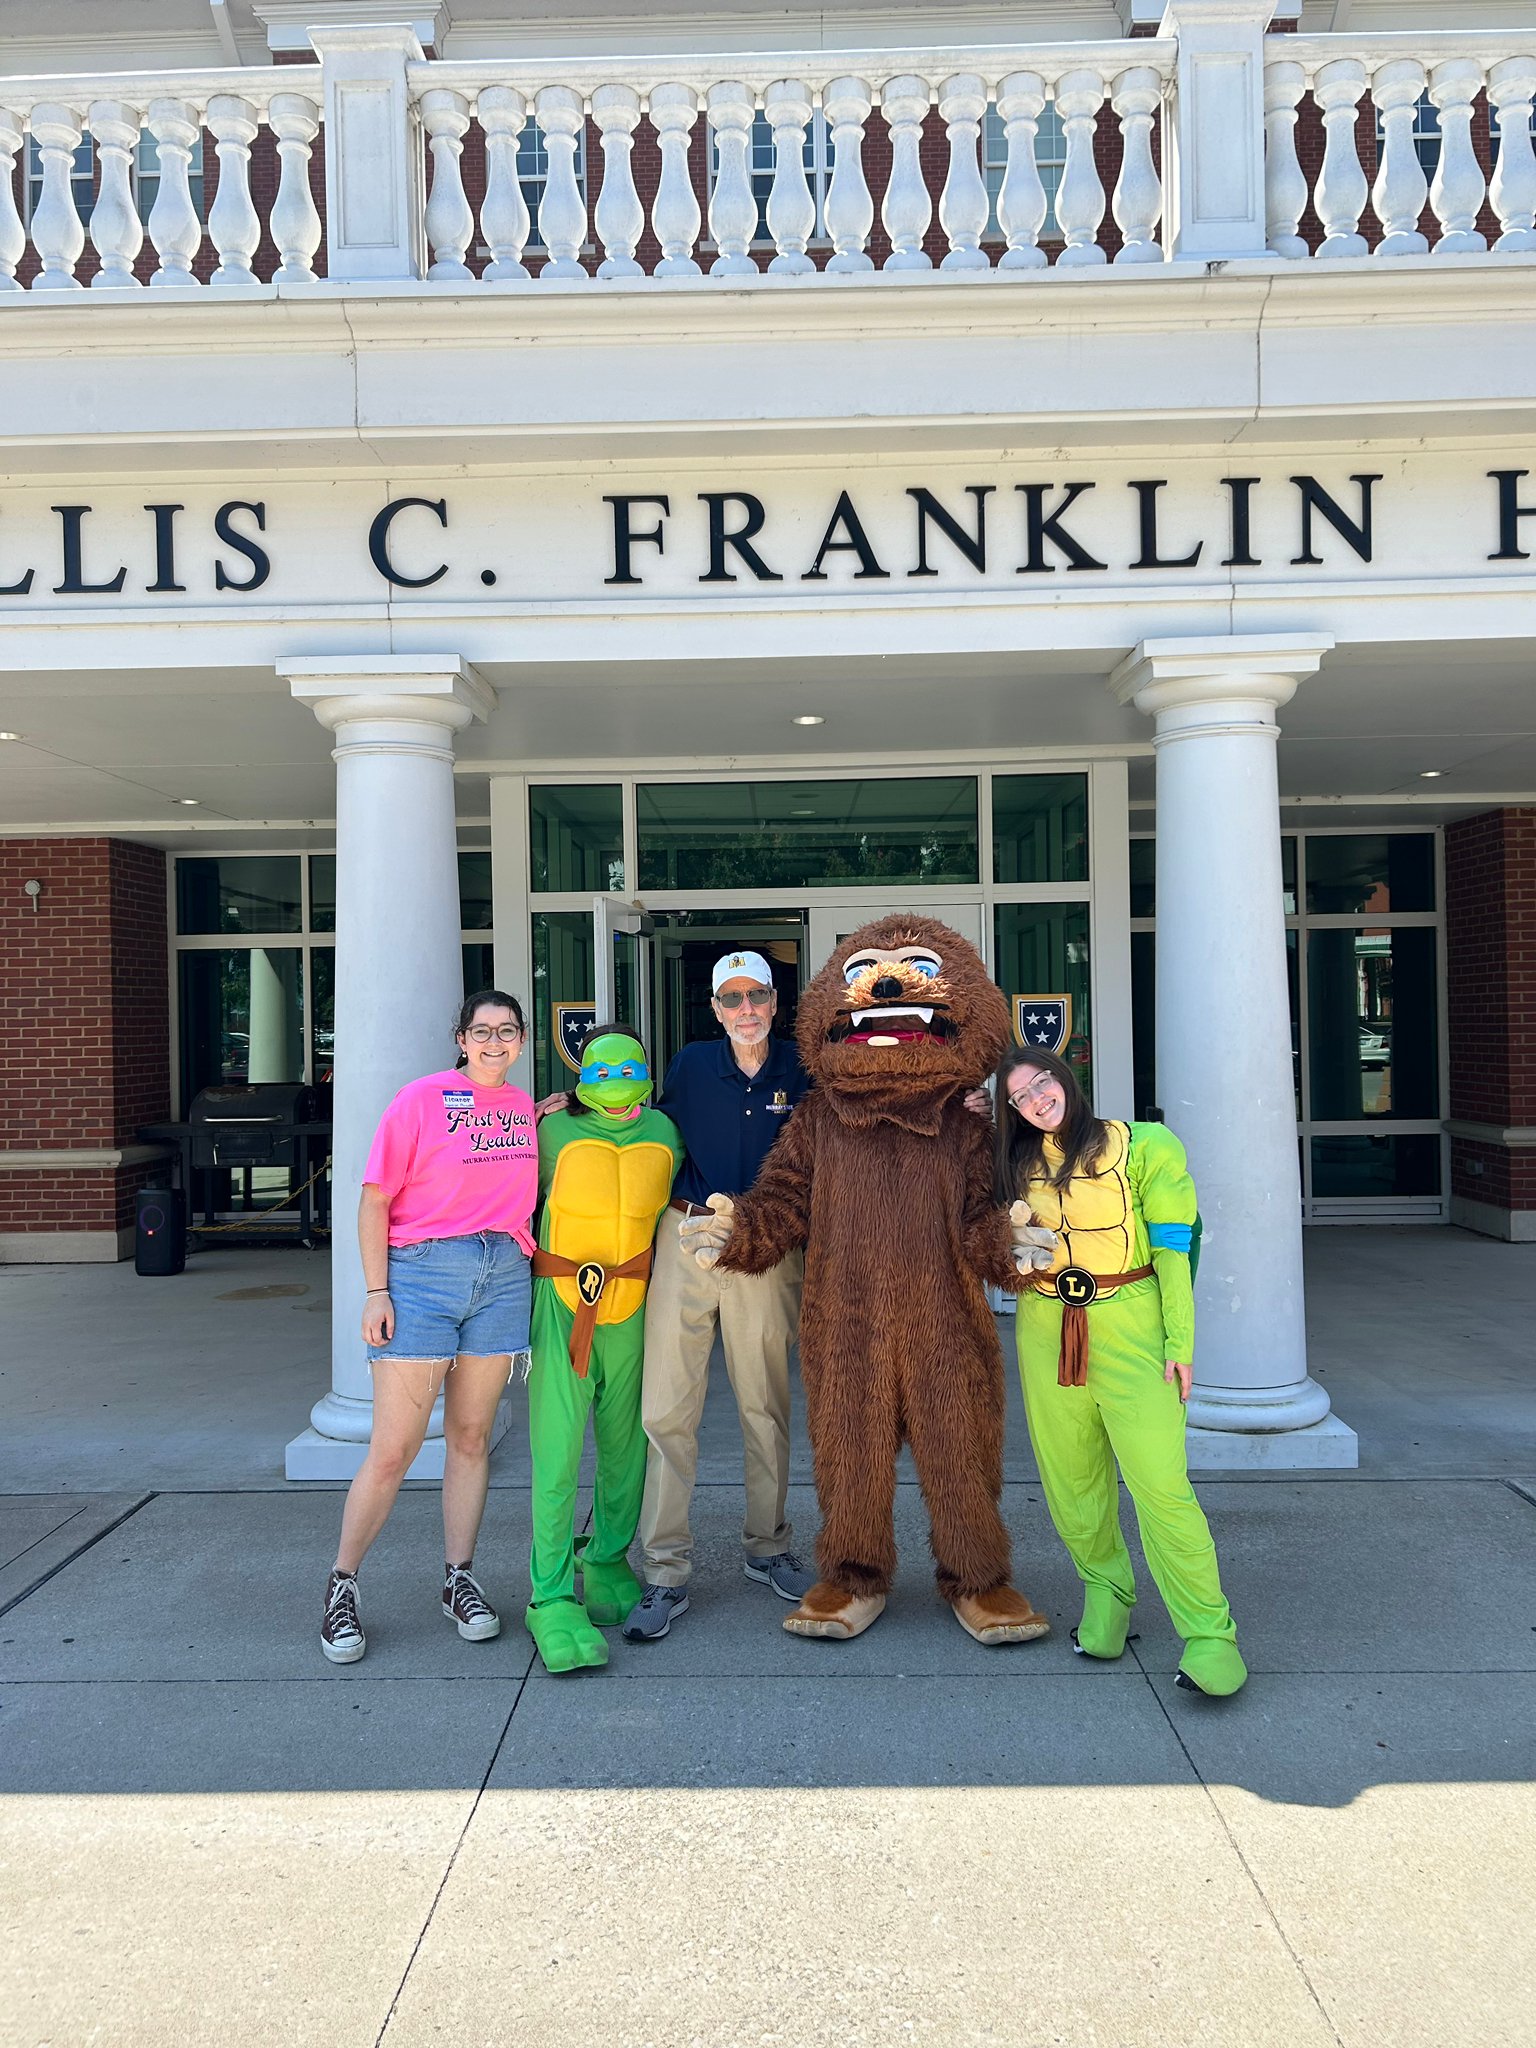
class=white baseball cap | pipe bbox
[711,949,774,995]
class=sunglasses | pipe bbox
[715,987,774,1010]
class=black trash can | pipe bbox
[135,1186,186,1276]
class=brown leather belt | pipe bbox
[668,1196,712,1217]
[1033,1264,1154,1388]
[531,1245,653,1377]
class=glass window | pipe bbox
[27,136,95,229]
[1311,1134,1441,1200]
[311,947,334,1087]
[1307,927,1438,1119]
[1305,834,1434,915]
[1282,835,1298,915]
[1129,838,1155,919]
[135,129,204,226]
[178,947,305,1105]
[530,786,624,893]
[309,855,335,932]
[714,110,831,246]
[1131,928,1155,1118]
[638,778,979,891]
[532,911,594,1100]
[309,852,492,931]
[177,856,302,935]
[994,902,1093,1101]
[517,117,587,252]
[992,773,1087,884]
[462,943,496,996]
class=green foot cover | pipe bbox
[579,1556,643,1628]
[1178,1638,1248,1696]
[1076,1582,1134,1660]
[525,1599,609,1673]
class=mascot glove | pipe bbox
[679,1193,736,1268]
[1008,1200,1060,1274]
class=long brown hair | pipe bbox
[992,1046,1110,1204]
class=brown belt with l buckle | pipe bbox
[1033,1264,1155,1388]
[531,1245,653,1377]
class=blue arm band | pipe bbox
[1148,1222,1193,1255]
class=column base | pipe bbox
[285,1394,513,1481]
[1186,1412,1358,1470]
[1186,1373,1333,1434]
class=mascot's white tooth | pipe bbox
[915,1007,933,1024]
[868,1034,899,1046]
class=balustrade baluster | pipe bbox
[422,88,475,282]
[205,94,261,285]
[144,98,203,286]
[535,86,588,279]
[1488,56,1536,254]
[763,79,815,274]
[477,86,531,281]
[1110,65,1162,264]
[1370,60,1429,256]
[822,76,874,272]
[650,83,702,276]
[995,70,1048,270]
[1429,58,1488,254]
[0,110,23,291]
[879,75,932,271]
[1264,61,1309,258]
[707,81,759,276]
[28,103,86,289]
[268,91,321,284]
[1313,58,1369,258]
[87,100,144,287]
[938,73,991,271]
[591,83,643,277]
[1053,69,1108,267]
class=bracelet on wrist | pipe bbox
[365,1287,390,1295]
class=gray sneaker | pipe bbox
[621,1583,690,1642]
[744,1551,815,1601]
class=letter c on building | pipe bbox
[368,497,449,588]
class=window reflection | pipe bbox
[178,948,305,1105]
[1307,927,1438,1119]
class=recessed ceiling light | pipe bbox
[791,714,825,727]
[790,808,816,817]
[1418,769,1445,779]
[0,731,22,742]
[172,797,201,806]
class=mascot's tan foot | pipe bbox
[951,1586,1052,1647]
[783,1581,887,1641]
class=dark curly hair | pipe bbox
[992,1044,1109,1206]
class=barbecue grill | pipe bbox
[188,1083,319,1170]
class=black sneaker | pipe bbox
[621,1583,690,1642]
[443,1563,501,1641]
[321,1569,365,1664]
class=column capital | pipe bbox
[1111,632,1334,725]
[1157,1,1279,29]
[281,654,494,738]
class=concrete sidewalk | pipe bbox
[1,1227,1534,2046]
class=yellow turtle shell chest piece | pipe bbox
[544,1136,677,1323]
[1025,1121,1134,1280]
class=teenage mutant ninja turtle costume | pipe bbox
[525,1033,682,1674]
[1015,1119,1247,1698]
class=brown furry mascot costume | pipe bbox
[680,914,1049,1646]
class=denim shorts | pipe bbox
[369,1230,532,1364]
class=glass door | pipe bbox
[806,900,986,978]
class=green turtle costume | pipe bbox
[525,1033,682,1674]
[1015,1120,1247,1698]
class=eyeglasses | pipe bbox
[715,987,774,1010]
[463,1024,524,1044]
[1008,1075,1059,1109]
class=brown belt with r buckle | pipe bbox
[531,1246,653,1377]
[1033,1264,1154,1388]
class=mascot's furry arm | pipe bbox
[682,1095,818,1274]
[956,1103,1036,1293]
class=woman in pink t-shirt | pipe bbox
[321,989,539,1666]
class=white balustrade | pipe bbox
[422,88,475,281]
[995,71,1049,270]
[650,82,702,277]
[268,91,322,284]
[1054,69,1108,268]
[823,76,875,274]
[145,98,203,285]
[1264,61,1309,258]
[1488,57,1536,253]
[534,85,588,279]
[763,79,815,274]
[0,109,24,291]
[206,94,262,286]
[707,81,759,277]
[880,75,933,272]
[591,84,642,278]
[1371,59,1429,256]
[937,73,991,272]
[1110,65,1163,264]
[1312,58,1370,258]
[478,86,532,281]
[87,100,144,287]
[28,102,86,289]
[1429,58,1487,254]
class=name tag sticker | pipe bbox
[442,1090,475,1110]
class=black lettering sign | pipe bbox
[0,519,34,596]
[907,485,992,576]
[213,501,270,591]
[369,496,448,588]
[52,505,127,595]
[1128,480,1202,570]
[605,494,670,585]
[1290,473,1381,565]
[145,503,186,593]
[1015,483,1107,573]
[698,492,781,582]
[802,491,890,580]
[1221,476,1262,567]
[1489,470,1536,561]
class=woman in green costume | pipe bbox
[996,1047,1246,1698]
[526,1027,682,1673]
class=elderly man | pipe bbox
[622,948,813,1641]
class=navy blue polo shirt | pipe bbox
[658,1033,812,1206]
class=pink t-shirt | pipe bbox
[363,1070,538,1250]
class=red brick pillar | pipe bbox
[1445,808,1536,1239]
[0,838,170,1261]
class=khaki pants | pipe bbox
[637,1216,802,1585]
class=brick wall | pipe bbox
[1444,807,1536,1228]
[0,836,170,1241]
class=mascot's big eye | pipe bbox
[897,948,942,979]
[842,950,882,984]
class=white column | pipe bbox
[1111,635,1358,1470]
[1157,0,1273,261]
[281,656,495,1480]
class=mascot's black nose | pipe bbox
[871,974,905,1000]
